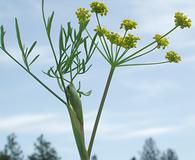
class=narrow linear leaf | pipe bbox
[62,27,69,47]
[89,33,98,55]
[64,57,73,72]
[27,41,37,56]
[0,25,6,50]
[42,71,56,78]
[59,26,64,53]
[43,67,55,78]
[74,29,77,40]
[82,59,86,72]
[85,64,92,73]
[29,54,40,66]
[83,39,88,56]
[15,18,24,53]
[47,11,54,35]
[65,44,71,52]
[67,22,73,42]
[89,45,97,60]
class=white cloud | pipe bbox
[103,126,178,140]
[1,112,194,141]
[0,113,56,130]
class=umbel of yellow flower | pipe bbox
[121,34,140,49]
[120,19,138,31]
[153,34,169,49]
[174,12,192,29]
[94,26,109,37]
[90,1,108,16]
[76,8,91,25]
[94,26,140,49]
[165,51,181,63]
[106,32,121,44]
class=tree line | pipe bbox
[0,134,178,160]
[91,138,178,160]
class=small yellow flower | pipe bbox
[90,1,108,16]
[76,8,91,25]
[106,32,121,44]
[174,12,192,29]
[120,19,137,31]
[121,34,140,49]
[153,34,169,49]
[94,26,109,37]
[165,51,181,63]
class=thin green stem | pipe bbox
[114,30,127,62]
[118,26,178,65]
[0,47,67,106]
[96,14,112,63]
[116,48,129,64]
[85,29,110,64]
[99,36,112,62]
[128,46,157,61]
[42,0,58,65]
[111,43,114,60]
[118,61,169,67]
[88,67,115,157]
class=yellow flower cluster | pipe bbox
[94,26,140,49]
[106,32,121,44]
[76,8,91,25]
[120,19,137,31]
[153,34,169,49]
[174,12,192,29]
[90,1,108,16]
[94,26,109,37]
[165,51,181,63]
[120,34,140,49]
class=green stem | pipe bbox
[118,26,178,65]
[99,36,112,62]
[114,30,127,62]
[85,29,110,64]
[88,67,115,157]
[0,47,67,106]
[96,14,112,63]
[119,61,169,67]
[128,46,157,61]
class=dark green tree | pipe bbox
[140,138,160,160]
[28,135,61,160]
[91,154,97,160]
[0,133,24,160]
[161,149,178,160]
[131,156,136,160]
[0,152,11,160]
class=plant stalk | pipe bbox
[88,67,115,157]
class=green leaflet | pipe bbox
[66,83,84,125]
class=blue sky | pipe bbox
[0,0,195,160]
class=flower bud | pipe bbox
[120,19,137,31]
[153,34,169,49]
[76,8,91,25]
[90,1,108,16]
[174,12,192,29]
[165,51,181,63]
